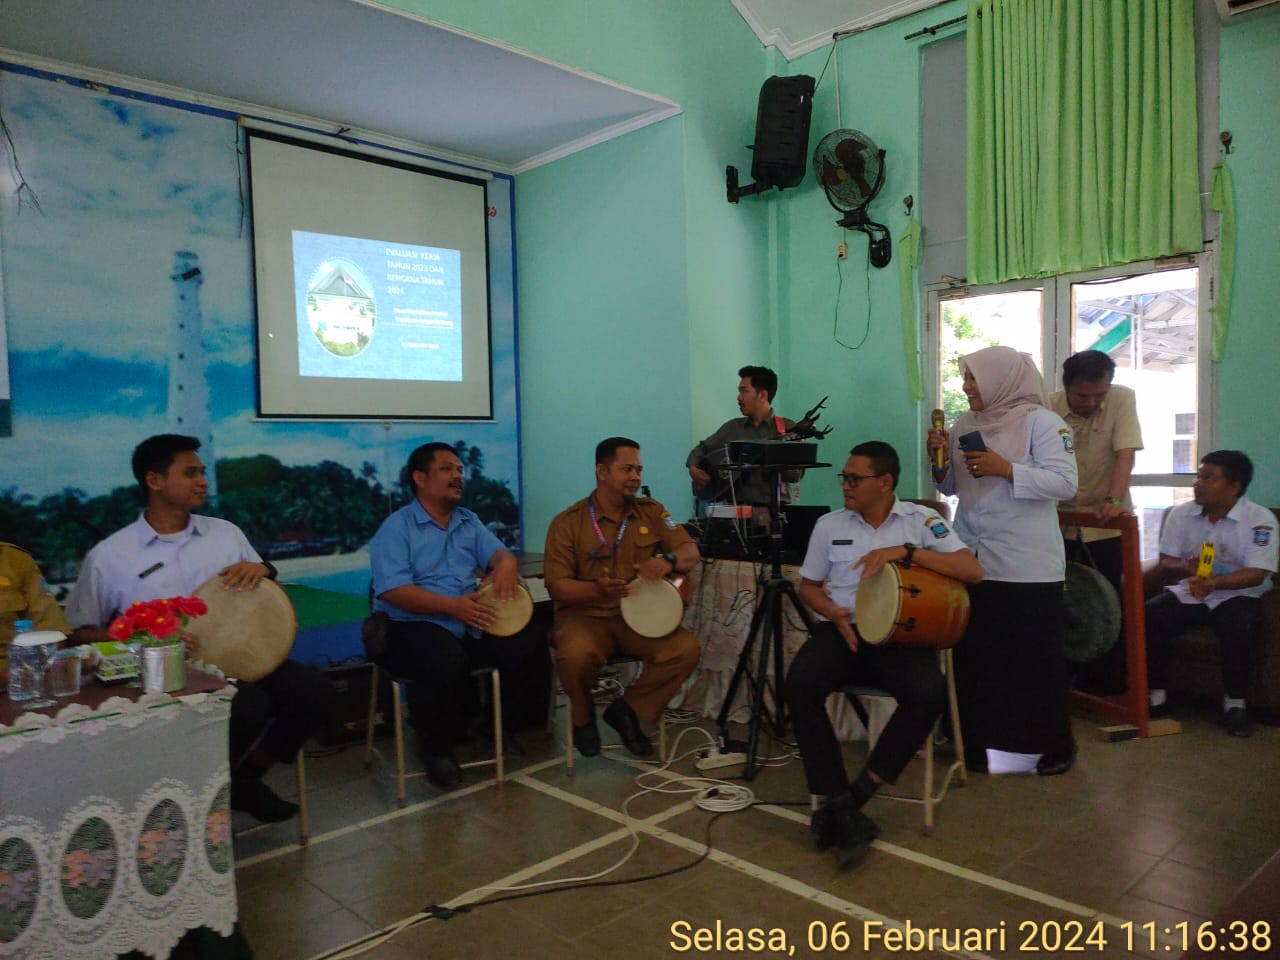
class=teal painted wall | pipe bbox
[385,0,1280,526]
[1216,13,1280,506]
[514,120,690,540]
[775,4,965,506]
[383,0,772,541]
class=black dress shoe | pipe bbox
[1223,706,1252,738]
[423,752,463,788]
[231,778,299,823]
[602,698,654,757]
[1035,750,1076,776]
[825,795,881,869]
[573,721,601,757]
[964,748,988,773]
[810,804,840,852]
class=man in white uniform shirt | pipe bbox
[1145,450,1277,737]
[785,441,982,866]
[66,434,333,822]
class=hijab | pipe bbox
[952,345,1047,505]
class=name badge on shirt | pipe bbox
[831,539,852,545]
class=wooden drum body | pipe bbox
[853,562,970,649]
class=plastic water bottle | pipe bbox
[7,619,35,701]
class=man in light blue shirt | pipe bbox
[369,442,541,787]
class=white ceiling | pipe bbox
[0,0,680,174]
[730,0,954,59]
[0,0,950,176]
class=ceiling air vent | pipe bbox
[1214,0,1280,16]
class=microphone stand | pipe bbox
[713,459,829,779]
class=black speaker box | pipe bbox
[750,75,815,189]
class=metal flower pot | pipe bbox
[141,643,186,693]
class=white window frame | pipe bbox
[923,251,1215,492]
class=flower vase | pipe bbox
[141,643,186,693]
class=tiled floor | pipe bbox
[232,701,1280,960]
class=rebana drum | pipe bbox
[619,575,689,639]
[191,576,297,680]
[853,563,970,648]
[475,581,534,637]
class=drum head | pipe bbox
[190,576,296,681]
[853,564,901,645]
[475,582,534,637]
[1062,561,1121,663]
[620,578,684,638]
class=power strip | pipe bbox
[696,750,747,771]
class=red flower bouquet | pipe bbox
[108,596,208,648]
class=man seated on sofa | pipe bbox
[1145,450,1277,737]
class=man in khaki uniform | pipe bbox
[0,543,72,681]
[1050,349,1144,589]
[545,437,701,758]
[1050,350,1143,693]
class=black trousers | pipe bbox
[1144,591,1260,700]
[955,580,1074,757]
[229,660,335,767]
[383,618,544,754]
[785,621,947,796]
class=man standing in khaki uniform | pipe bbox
[1050,349,1143,693]
[545,437,701,758]
[0,542,72,682]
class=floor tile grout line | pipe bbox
[515,774,993,960]
[757,802,1137,932]
[235,755,564,869]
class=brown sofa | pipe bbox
[1142,507,1280,715]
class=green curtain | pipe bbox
[967,0,1202,285]
[898,216,924,402]
[1208,158,1235,362]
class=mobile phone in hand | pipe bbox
[957,430,987,453]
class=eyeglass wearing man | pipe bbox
[785,441,982,867]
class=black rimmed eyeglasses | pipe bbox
[837,473,880,486]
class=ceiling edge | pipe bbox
[509,103,683,175]
[0,47,511,176]
[727,0,789,53]
[354,0,681,115]
[728,0,958,61]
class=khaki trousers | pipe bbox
[551,611,700,726]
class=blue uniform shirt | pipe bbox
[369,500,506,637]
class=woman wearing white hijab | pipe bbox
[928,346,1079,775]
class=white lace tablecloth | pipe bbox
[675,558,884,742]
[0,687,237,960]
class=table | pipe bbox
[0,668,236,960]
[676,558,885,743]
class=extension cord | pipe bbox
[696,750,747,771]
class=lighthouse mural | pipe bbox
[169,250,217,498]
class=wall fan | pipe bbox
[812,129,891,268]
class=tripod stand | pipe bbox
[714,460,829,779]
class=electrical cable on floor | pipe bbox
[311,728,758,960]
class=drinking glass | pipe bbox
[24,641,57,709]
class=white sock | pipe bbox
[1149,688,1167,707]
[1223,697,1245,712]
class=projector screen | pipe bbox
[248,131,492,419]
